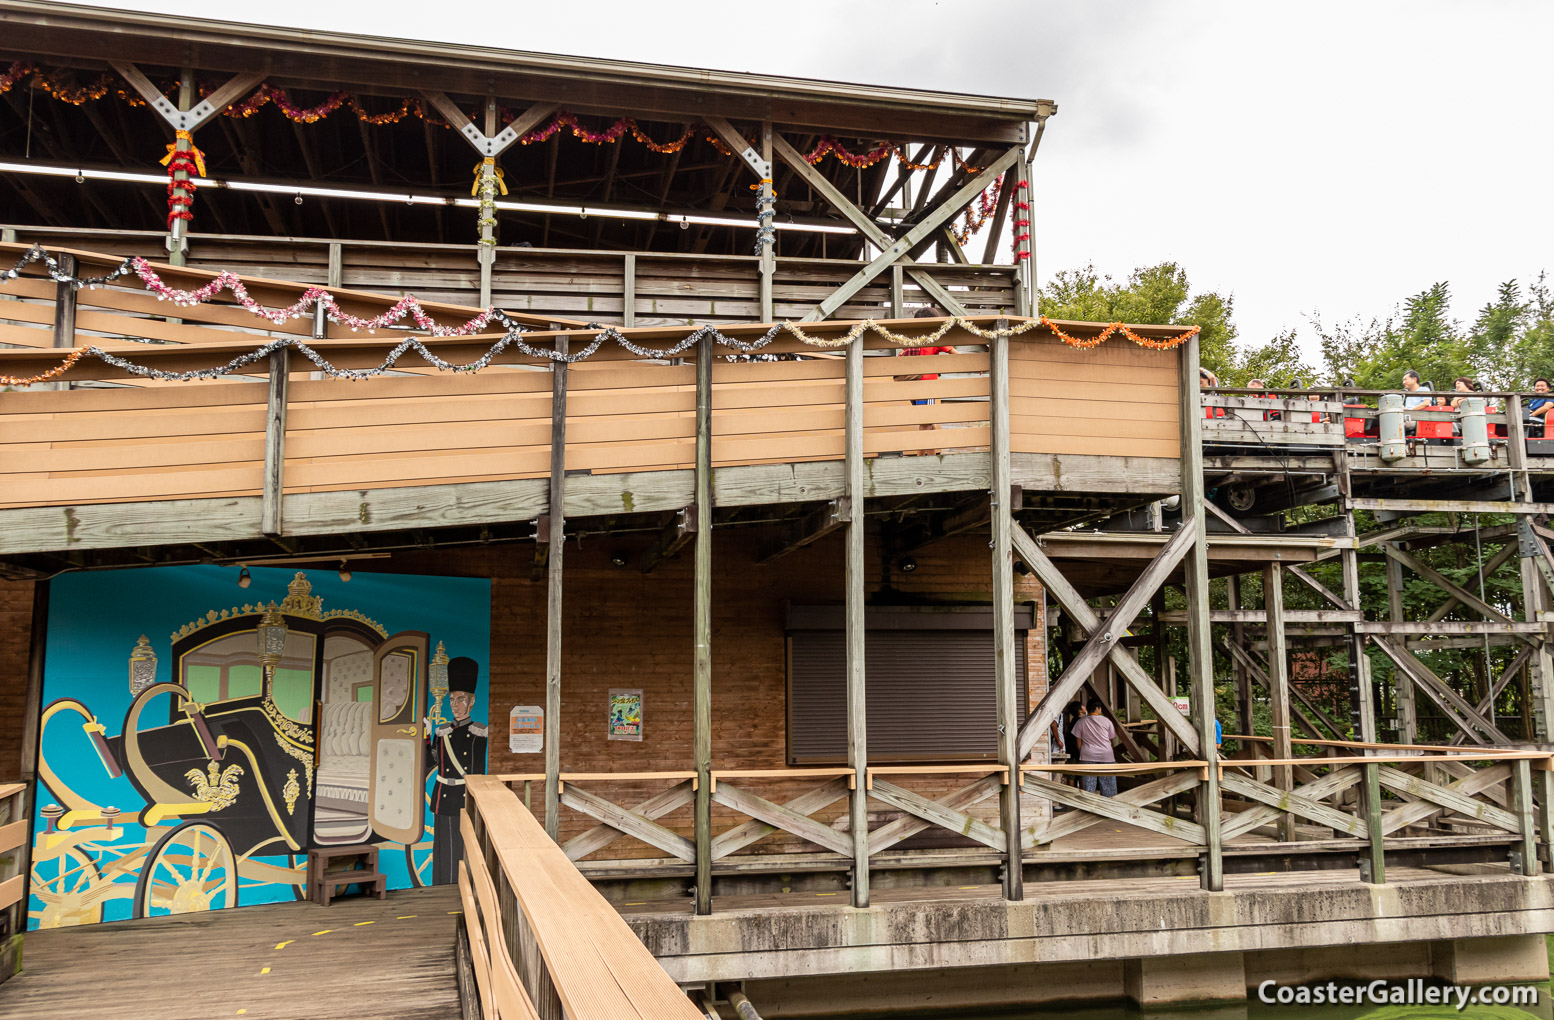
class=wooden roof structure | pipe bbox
[0,1,1053,258]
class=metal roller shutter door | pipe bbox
[788,627,1027,764]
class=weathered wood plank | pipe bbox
[559,784,698,862]
[1022,773,1205,845]
[869,778,1006,852]
[710,782,854,857]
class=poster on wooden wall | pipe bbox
[509,705,543,752]
[608,689,643,741]
[27,564,490,931]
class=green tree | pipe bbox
[1039,262,1238,375]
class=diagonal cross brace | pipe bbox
[803,145,1025,322]
[1370,635,1510,745]
[562,781,694,861]
[1012,522,1199,754]
[421,92,557,158]
[1016,519,1200,759]
[111,63,265,132]
[704,116,772,180]
[869,779,1006,852]
[770,133,970,316]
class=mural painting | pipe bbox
[27,565,490,930]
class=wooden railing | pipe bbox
[461,774,702,1020]
[0,243,1181,516]
[489,745,1552,910]
[0,782,26,946]
[2,226,1021,327]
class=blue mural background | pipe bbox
[29,564,490,929]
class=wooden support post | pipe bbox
[1179,334,1222,891]
[1384,552,1419,745]
[1152,592,1174,761]
[890,264,904,319]
[990,320,1023,901]
[622,253,636,327]
[1227,574,1253,739]
[477,98,499,309]
[843,330,870,907]
[1264,562,1294,842]
[543,335,568,840]
[1535,769,1554,869]
[1012,155,1034,315]
[169,71,195,265]
[759,121,775,322]
[261,349,290,537]
[1360,762,1387,884]
[1509,415,1554,740]
[693,332,714,915]
[1343,542,1378,744]
[1511,757,1539,876]
[49,251,77,392]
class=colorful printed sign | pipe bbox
[509,705,543,753]
[27,565,490,930]
[608,689,643,741]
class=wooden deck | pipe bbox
[0,886,461,1020]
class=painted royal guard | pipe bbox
[425,655,487,885]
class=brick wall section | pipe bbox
[396,526,1047,856]
[0,579,36,784]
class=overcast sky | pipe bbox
[76,0,1554,362]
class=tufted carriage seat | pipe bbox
[315,700,373,805]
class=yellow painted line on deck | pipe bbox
[397,915,418,919]
[623,901,647,906]
[354,920,376,926]
[448,910,462,915]
[814,892,837,896]
[275,940,294,950]
[259,967,270,976]
[959,886,980,890]
[236,1011,247,1016]
[312,929,333,936]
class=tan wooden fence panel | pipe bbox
[1008,333,1180,459]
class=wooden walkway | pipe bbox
[0,886,461,1020]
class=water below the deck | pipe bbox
[810,938,1554,1019]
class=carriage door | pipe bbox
[368,631,428,845]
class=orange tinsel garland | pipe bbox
[1039,317,1200,350]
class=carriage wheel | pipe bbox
[404,841,435,889]
[29,845,104,929]
[133,822,238,917]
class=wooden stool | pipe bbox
[308,844,386,906]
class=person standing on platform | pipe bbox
[426,656,488,885]
[1071,698,1119,798]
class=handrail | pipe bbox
[1225,734,1535,755]
[463,775,703,1019]
[0,782,27,929]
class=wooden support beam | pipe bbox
[563,781,694,861]
[1220,768,1359,841]
[693,331,714,915]
[622,253,636,327]
[1218,772,1367,837]
[756,500,842,565]
[640,507,696,574]
[559,785,697,862]
[1015,529,1197,752]
[1511,758,1540,875]
[1264,562,1295,841]
[844,334,870,907]
[1221,637,1346,741]
[989,323,1022,901]
[1354,621,1545,635]
[1369,636,1511,745]
[1350,497,1554,515]
[770,133,969,317]
[1023,774,1205,845]
[710,779,848,859]
[1014,523,1201,757]
[1374,766,1521,833]
[869,779,1006,852]
[1179,334,1223,890]
[543,337,568,840]
[1378,763,1509,835]
[710,783,853,857]
[801,145,1024,321]
[50,252,76,352]
[1385,543,1527,632]
[261,349,289,537]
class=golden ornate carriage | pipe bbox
[29,572,443,928]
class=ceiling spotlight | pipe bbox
[898,555,918,573]
[293,193,304,206]
[338,560,353,583]
[74,172,85,184]
[237,566,252,589]
[610,552,628,568]
[679,219,690,230]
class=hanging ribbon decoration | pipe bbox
[1011,178,1031,261]
[470,158,507,197]
[160,129,207,229]
[473,157,506,249]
